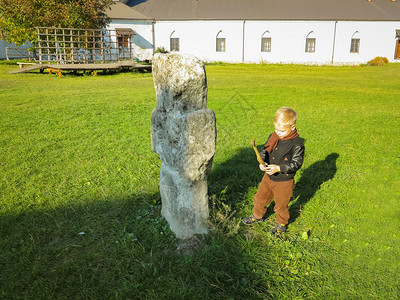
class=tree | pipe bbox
[0,0,113,46]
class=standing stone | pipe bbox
[151,53,216,239]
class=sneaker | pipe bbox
[242,214,263,225]
[269,223,286,236]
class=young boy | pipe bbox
[242,107,305,235]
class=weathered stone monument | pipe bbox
[151,53,216,239]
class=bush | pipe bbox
[367,56,389,66]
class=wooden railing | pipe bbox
[36,27,135,64]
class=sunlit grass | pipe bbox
[0,62,399,298]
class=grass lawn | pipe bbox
[0,61,399,299]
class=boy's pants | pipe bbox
[253,173,294,225]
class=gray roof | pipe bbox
[107,2,149,20]
[108,0,400,21]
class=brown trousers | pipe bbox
[253,173,295,225]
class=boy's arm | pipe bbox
[279,143,305,174]
[259,148,268,163]
[260,134,273,162]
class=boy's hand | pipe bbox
[265,164,280,175]
[259,164,268,172]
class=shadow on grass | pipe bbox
[0,191,269,299]
[2,147,337,298]
[289,152,339,224]
[209,144,339,226]
[208,145,264,209]
[260,153,339,224]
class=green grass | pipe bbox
[1,62,399,299]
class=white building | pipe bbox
[108,0,400,64]
[0,40,32,60]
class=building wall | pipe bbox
[109,19,400,64]
[333,21,400,64]
[0,40,33,60]
[154,20,244,62]
[108,19,154,61]
[0,40,8,59]
[244,21,336,64]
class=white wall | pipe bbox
[154,20,244,63]
[333,21,400,64]
[110,19,400,64]
[108,19,154,61]
[0,40,32,60]
[244,21,336,64]
[0,40,9,59]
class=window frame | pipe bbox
[350,38,360,53]
[170,37,180,52]
[117,35,129,49]
[305,38,316,53]
[261,37,272,52]
[216,37,226,52]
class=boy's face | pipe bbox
[274,122,296,139]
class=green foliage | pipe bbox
[366,56,389,66]
[0,0,113,46]
[153,46,169,54]
[204,61,229,66]
[0,63,399,298]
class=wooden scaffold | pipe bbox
[9,27,152,76]
[36,27,135,64]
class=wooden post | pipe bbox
[71,28,75,64]
[62,28,66,63]
[85,30,88,64]
[37,28,42,64]
[46,28,50,64]
[92,30,95,63]
[55,29,59,63]
[101,30,105,63]
[129,35,133,61]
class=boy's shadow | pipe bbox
[263,152,339,224]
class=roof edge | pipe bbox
[111,18,400,22]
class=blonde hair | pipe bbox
[274,107,297,127]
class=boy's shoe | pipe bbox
[242,214,263,225]
[269,223,286,236]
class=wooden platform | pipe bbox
[9,62,151,74]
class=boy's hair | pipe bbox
[274,107,297,127]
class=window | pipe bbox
[261,38,271,52]
[117,36,129,49]
[216,30,226,52]
[261,31,272,53]
[350,32,361,53]
[170,37,180,52]
[216,38,226,52]
[115,28,134,59]
[305,38,316,53]
[116,28,134,49]
[169,31,180,52]
[350,38,360,53]
[305,31,316,53]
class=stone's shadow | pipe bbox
[0,192,266,298]
[208,144,265,208]
[288,152,339,224]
